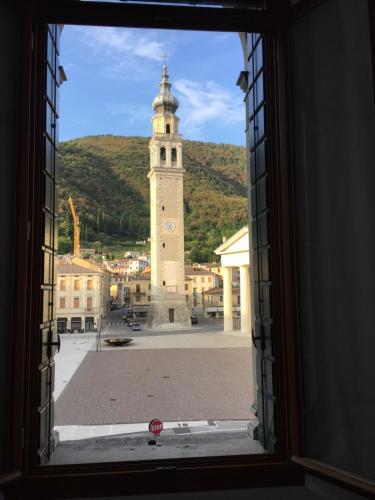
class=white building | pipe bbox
[128,258,148,275]
[214,226,251,335]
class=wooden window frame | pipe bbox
[6,0,308,498]
[368,0,375,106]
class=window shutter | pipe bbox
[241,33,276,452]
[38,23,61,464]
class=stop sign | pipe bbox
[149,418,163,435]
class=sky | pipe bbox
[59,26,246,146]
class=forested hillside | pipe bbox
[57,135,248,262]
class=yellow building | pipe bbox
[184,266,220,316]
[130,272,152,306]
[197,262,223,277]
[105,260,130,275]
[110,274,131,304]
[196,262,240,286]
[202,287,241,321]
[129,271,193,321]
[56,257,111,333]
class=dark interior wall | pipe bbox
[64,475,370,500]
[0,4,19,473]
[291,0,375,480]
[65,486,320,500]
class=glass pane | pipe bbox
[45,137,54,175]
[43,210,53,248]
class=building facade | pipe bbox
[202,287,241,321]
[105,257,150,277]
[128,271,192,322]
[110,274,131,304]
[185,266,221,317]
[214,227,251,335]
[148,64,190,328]
[197,262,240,287]
[56,258,111,333]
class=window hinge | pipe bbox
[31,31,34,51]
[27,221,31,241]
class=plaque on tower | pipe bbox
[147,64,191,330]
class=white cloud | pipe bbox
[174,78,243,138]
[78,27,165,61]
[74,26,168,81]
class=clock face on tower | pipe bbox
[165,222,176,232]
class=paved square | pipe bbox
[55,347,253,425]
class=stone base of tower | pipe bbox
[149,298,191,330]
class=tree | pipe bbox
[58,235,72,254]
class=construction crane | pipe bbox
[67,195,80,257]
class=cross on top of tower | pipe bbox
[160,52,169,65]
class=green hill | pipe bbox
[57,135,248,262]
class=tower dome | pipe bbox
[152,64,179,114]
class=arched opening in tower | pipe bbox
[160,146,166,164]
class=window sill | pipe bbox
[9,460,303,499]
[292,456,375,498]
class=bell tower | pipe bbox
[148,64,190,329]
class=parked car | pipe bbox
[132,323,141,331]
[191,315,198,325]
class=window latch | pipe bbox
[47,329,61,357]
[251,329,262,349]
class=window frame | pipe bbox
[8,0,304,497]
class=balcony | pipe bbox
[84,307,99,314]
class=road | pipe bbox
[103,306,225,336]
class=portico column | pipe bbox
[240,265,251,334]
[223,266,233,332]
